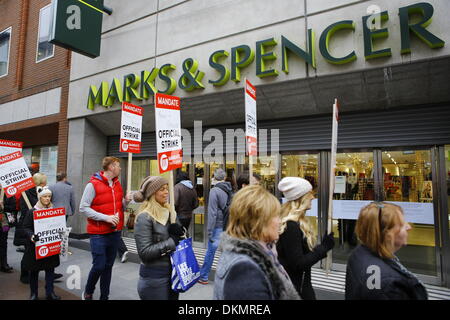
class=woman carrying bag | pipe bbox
[276,177,335,300]
[133,176,185,300]
[23,186,61,300]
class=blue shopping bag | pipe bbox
[170,238,201,292]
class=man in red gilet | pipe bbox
[79,157,130,300]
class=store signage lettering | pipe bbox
[87,2,445,110]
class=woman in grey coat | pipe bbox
[133,176,185,300]
[214,185,300,300]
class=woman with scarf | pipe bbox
[23,186,61,300]
[214,185,300,300]
[276,177,335,300]
[345,202,428,300]
[133,176,185,300]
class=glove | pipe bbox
[31,234,40,243]
[2,225,9,233]
[168,223,184,246]
[321,232,335,251]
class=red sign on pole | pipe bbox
[0,151,35,198]
[33,208,66,260]
[120,102,143,153]
[245,79,257,156]
[154,93,183,174]
[0,139,23,156]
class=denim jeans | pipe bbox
[29,268,54,296]
[85,231,120,300]
[199,228,222,281]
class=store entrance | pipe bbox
[329,148,440,281]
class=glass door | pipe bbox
[381,150,437,276]
[193,162,206,247]
[332,152,374,265]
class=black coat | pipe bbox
[276,220,328,300]
[22,208,60,272]
[14,188,38,246]
[174,183,199,220]
[345,245,428,300]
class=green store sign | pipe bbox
[87,2,445,110]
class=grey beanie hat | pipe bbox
[214,168,226,181]
[133,176,169,202]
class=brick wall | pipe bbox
[0,0,70,173]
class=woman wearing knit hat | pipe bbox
[22,186,61,300]
[133,176,185,300]
[276,177,335,300]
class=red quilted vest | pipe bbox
[86,171,124,235]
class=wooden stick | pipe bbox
[22,191,32,210]
[127,152,133,194]
[169,170,175,222]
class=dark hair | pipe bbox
[252,173,262,182]
[237,173,250,190]
[56,172,67,182]
[176,171,190,184]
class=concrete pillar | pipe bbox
[66,118,107,236]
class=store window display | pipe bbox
[333,152,374,264]
[382,150,437,276]
[281,154,319,242]
[244,155,278,194]
[22,146,58,185]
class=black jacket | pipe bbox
[14,188,38,246]
[345,245,428,300]
[174,182,199,219]
[276,220,328,300]
[134,213,181,269]
[22,208,60,272]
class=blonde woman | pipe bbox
[276,177,335,300]
[214,185,299,300]
[133,176,185,300]
[345,202,428,300]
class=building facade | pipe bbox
[0,0,71,184]
[65,0,450,287]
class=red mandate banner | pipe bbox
[0,151,35,198]
[0,139,23,157]
[120,102,143,153]
[155,93,182,174]
[33,208,66,260]
[245,79,257,156]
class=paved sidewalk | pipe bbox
[2,231,342,300]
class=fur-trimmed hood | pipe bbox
[219,233,300,300]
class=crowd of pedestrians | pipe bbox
[0,157,428,300]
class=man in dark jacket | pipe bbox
[174,171,199,231]
[49,172,76,222]
[198,168,232,284]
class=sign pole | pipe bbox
[22,191,32,210]
[169,170,175,215]
[0,188,4,202]
[325,99,339,274]
[127,152,133,194]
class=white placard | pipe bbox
[120,102,143,153]
[0,151,35,197]
[0,139,23,157]
[331,200,435,225]
[334,176,346,193]
[245,79,257,156]
[33,208,67,260]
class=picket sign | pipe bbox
[154,93,183,212]
[325,99,339,274]
[245,79,257,181]
[120,102,143,195]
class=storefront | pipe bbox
[66,0,450,286]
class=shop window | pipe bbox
[281,153,319,243]
[332,152,374,265]
[0,27,11,77]
[382,150,436,276]
[22,146,58,185]
[130,159,149,191]
[445,146,450,247]
[244,155,278,194]
[36,4,54,62]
